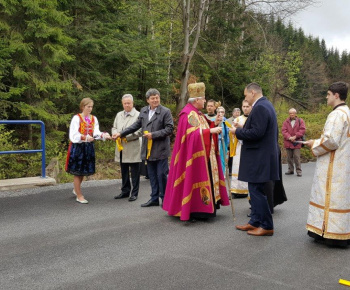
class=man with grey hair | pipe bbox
[112,94,142,201]
[113,89,174,207]
[281,108,306,177]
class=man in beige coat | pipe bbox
[112,94,142,201]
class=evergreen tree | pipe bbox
[0,0,74,126]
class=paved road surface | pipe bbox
[0,163,349,290]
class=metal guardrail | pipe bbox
[0,120,46,178]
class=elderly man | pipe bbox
[113,89,174,207]
[112,94,142,202]
[281,108,306,177]
[230,83,279,236]
[305,81,350,247]
[228,108,241,123]
[163,82,229,221]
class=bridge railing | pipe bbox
[0,120,47,178]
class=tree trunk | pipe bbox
[176,0,207,113]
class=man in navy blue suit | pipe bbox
[229,83,279,236]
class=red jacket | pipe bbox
[281,117,306,149]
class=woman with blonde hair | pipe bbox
[65,98,110,203]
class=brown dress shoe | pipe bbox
[236,224,258,231]
[247,227,274,236]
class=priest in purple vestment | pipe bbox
[163,82,230,221]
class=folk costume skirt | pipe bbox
[65,142,95,176]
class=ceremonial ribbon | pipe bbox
[339,279,350,287]
[225,120,238,157]
[144,130,153,159]
[116,137,127,151]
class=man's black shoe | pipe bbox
[114,193,129,199]
[128,196,138,202]
[141,199,159,207]
[285,172,294,175]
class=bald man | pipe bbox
[281,108,306,177]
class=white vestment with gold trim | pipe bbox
[307,105,350,240]
[231,115,249,195]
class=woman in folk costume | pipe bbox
[216,106,229,175]
[305,81,350,247]
[65,97,111,204]
[230,100,251,198]
[163,82,230,221]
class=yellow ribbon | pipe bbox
[339,279,350,287]
[144,131,153,159]
[116,137,127,151]
[225,121,238,157]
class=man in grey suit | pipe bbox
[229,83,279,236]
[113,89,174,207]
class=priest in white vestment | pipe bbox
[305,81,350,247]
[231,100,251,198]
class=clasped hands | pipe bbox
[112,132,152,140]
[228,121,243,135]
[103,132,112,140]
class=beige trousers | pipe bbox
[286,148,301,174]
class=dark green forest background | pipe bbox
[0,0,349,181]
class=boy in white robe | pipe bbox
[305,81,350,247]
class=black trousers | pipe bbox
[120,152,141,197]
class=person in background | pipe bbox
[230,100,251,199]
[65,97,111,204]
[227,107,241,175]
[205,99,218,121]
[233,108,241,119]
[112,89,174,207]
[305,81,350,248]
[281,108,306,177]
[216,106,229,175]
[163,82,229,221]
[227,108,241,126]
[230,83,279,237]
[112,94,142,202]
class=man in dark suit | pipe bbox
[229,83,279,236]
[112,88,174,207]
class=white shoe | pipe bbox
[76,197,88,204]
[72,189,77,196]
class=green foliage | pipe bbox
[0,125,41,178]
[284,49,302,96]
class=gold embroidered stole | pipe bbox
[198,115,221,202]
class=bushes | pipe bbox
[0,125,41,179]
[276,103,329,164]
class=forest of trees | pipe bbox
[1,0,349,180]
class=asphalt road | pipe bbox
[1,162,349,290]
